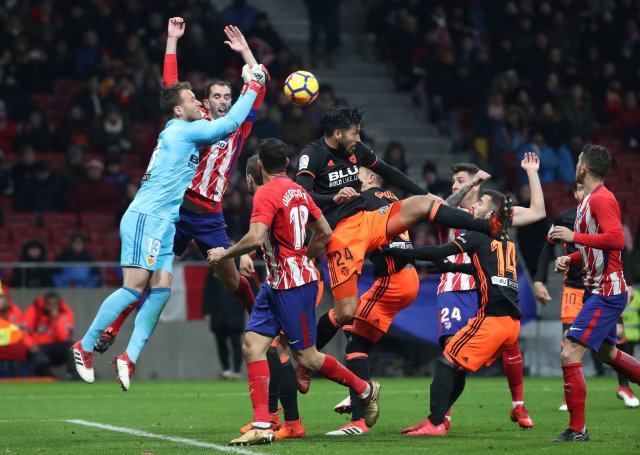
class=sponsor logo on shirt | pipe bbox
[328,166,359,187]
[491,276,518,289]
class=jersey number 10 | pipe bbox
[490,240,517,278]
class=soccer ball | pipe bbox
[284,71,319,106]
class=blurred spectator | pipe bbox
[249,105,282,140]
[23,291,78,378]
[57,146,87,191]
[248,13,286,54]
[492,106,528,177]
[514,184,549,278]
[18,111,55,151]
[11,239,54,288]
[53,233,101,288]
[304,84,336,133]
[281,107,316,150]
[422,161,449,197]
[384,141,408,174]
[14,161,67,212]
[0,150,14,196]
[0,294,30,377]
[67,159,121,216]
[11,145,38,193]
[56,106,93,150]
[559,84,591,137]
[0,100,18,152]
[131,75,162,121]
[202,272,247,380]
[613,92,640,149]
[103,156,131,196]
[74,30,102,78]
[220,0,263,33]
[517,131,556,183]
[71,76,103,122]
[305,0,342,68]
[96,109,133,153]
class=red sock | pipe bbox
[108,301,138,336]
[247,360,270,423]
[234,276,255,314]
[319,354,367,395]
[503,343,523,402]
[606,348,640,385]
[562,363,586,432]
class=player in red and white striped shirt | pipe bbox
[551,144,640,442]
[208,139,380,446]
[94,19,266,353]
[433,154,545,430]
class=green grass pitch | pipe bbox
[3,377,639,454]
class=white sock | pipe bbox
[252,421,271,429]
[512,401,524,408]
[358,383,371,400]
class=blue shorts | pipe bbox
[567,292,628,351]
[437,290,478,346]
[245,281,318,351]
[120,210,175,273]
[174,209,231,257]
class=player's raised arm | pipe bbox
[355,142,428,196]
[305,215,332,259]
[163,17,185,87]
[224,25,257,67]
[511,152,546,227]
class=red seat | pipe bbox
[12,228,50,244]
[0,250,19,264]
[40,212,78,228]
[88,228,120,243]
[79,212,117,228]
[4,212,37,229]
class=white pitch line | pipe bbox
[65,419,268,455]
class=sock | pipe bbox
[562,363,587,432]
[318,354,368,396]
[347,353,370,421]
[279,359,300,421]
[447,370,467,409]
[247,359,270,424]
[428,358,458,426]
[316,310,341,350]
[234,276,255,314]
[616,342,632,387]
[125,288,171,363]
[266,347,281,414]
[429,202,491,235]
[502,343,524,403]
[606,348,640,386]
[81,287,142,351]
[106,301,138,336]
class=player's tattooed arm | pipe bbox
[445,169,491,207]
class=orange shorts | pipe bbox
[561,286,584,324]
[326,201,405,292]
[444,315,520,372]
[352,266,420,343]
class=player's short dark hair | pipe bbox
[204,79,232,99]
[481,189,505,212]
[581,144,611,179]
[322,105,364,136]
[258,138,288,174]
[246,154,263,185]
[160,82,192,116]
[451,162,480,177]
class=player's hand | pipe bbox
[534,281,552,306]
[549,226,574,243]
[555,255,571,273]
[333,186,360,205]
[521,151,540,173]
[167,17,185,39]
[207,247,226,265]
[472,169,491,186]
[239,254,255,277]
[224,25,250,53]
[249,64,270,87]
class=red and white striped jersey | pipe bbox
[437,206,476,294]
[574,184,627,296]
[163,54,265,212]
[251,176,323,290]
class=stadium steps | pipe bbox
[247,0,463,182]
